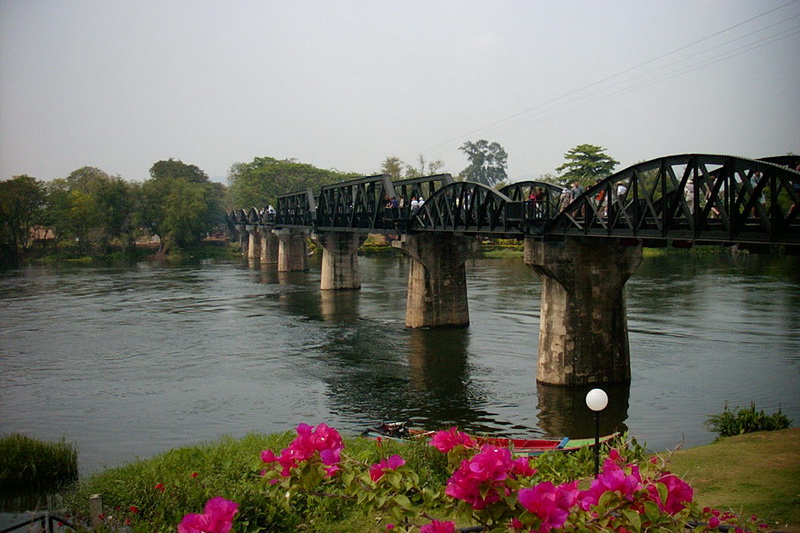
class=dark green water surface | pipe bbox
[1,252,798,475]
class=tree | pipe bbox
[0,175,48,265]
[380,155,445,181]
[141,159,224,251]
[404,154,445,179]
[459,140,508,187]
[380,156,405,181]
[555,144,619,188]
[227,157,357,209]
[47,167,137,254]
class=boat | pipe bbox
[362,422,619,456]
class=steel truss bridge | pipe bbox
[229,154,800,251]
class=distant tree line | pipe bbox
[0,160,230,265]
[1,143,619,266]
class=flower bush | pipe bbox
[178,423,771,532]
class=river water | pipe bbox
[0,251,798,476]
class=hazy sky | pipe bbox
[2,1,799,184]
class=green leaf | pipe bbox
[394,494,413,511]
[656,481,669,507]
[621,509,642,532]
[644,500,662,522]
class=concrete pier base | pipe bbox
[525,237,642,386]
[276,229,309,272]
[312,232,367,290]
[246,225,260,261]
[260,230,279,265]
[392,233,477,328]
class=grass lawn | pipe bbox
[666,428,800,532]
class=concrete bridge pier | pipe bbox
[260,229,279,265]
[246,225,261,261]
[234,225,247,255]
[311,231,367,290]
[392,234,478,328]
[275,229,310,272]
[524,236,642,386]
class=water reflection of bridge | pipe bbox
[230,154,800,387]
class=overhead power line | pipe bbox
[418,0,800,158]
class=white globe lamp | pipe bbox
[585,388,609,477]
[585,388,609,412]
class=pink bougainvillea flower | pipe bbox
[518,481,579,532]
[178,497,239,533]
[154,483,165,492]
[128,506,138,514]
[420,519,456,533]
[445,445,514,509]
[578,459,643,511]
[510,456,536,477]
[430,427,475,453]
[369,454,406,482]
[260,423,345,478]
[647,472,693,514]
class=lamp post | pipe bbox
[585,388,608,478]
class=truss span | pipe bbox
[228,153,800,249]
[550,154,800,247]
[411,181,520,236]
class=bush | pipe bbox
[0,433,78,491]
[705,403,792,437]
[62,432,650,532]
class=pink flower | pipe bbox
[445,445,513,509]
[154,482,165,492]
[178,497,239,533]
[420,519,456,533]
[518,481,579,532]
[647,472,693,514]
[430,427,475,453]
[510,456,536,477]
[369,454,406,482]
[261,423,345,477]
[578,459,642,511]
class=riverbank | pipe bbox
[41,428,796,532]
[666,427,800,532]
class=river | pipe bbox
[0,251,798,476]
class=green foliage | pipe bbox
[459,140,508,187]
[0,175,48,265]
[555,144,619,188]
[227,156,357,209]
[46,167,138,255]
[141,159,225,251]
[380,156,405,180]
[705,403,792,437]
[63,432,650,532]
[532,433,648,483]
[0,433,78,490]
[380,155,446,181]
[65,433,296,533]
